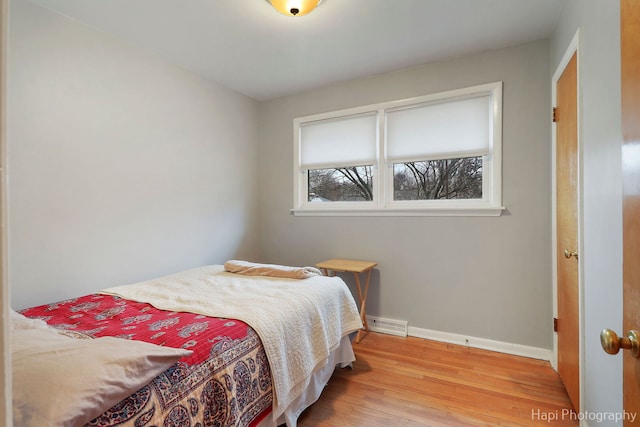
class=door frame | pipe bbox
[0,0,10,424]
[551,29,584,412]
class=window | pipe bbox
[292,82,503,216]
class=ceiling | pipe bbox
[27,0,565,101]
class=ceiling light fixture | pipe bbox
[267,0,323,17]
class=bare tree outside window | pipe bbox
[308,166,373,201]
[393,157,482,200]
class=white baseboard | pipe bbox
[408,326,552,361]
[364,316,552,361]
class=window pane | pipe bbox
[393,157,482,200]
[308,166,373,202]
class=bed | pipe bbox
[12,263,363,427]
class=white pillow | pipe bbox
[12,322,192,427]
[10,309,48,330]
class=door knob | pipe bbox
[600,329,640,358]
[563,249,578,260]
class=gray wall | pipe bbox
[258,40,553,350]
[551,0,624,421]
[8,0,262,309]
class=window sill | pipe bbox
[290,206,505,217]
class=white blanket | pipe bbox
[101,265,363,419]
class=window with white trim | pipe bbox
[292,82,503,216]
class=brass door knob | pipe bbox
[600,329,640,358]
[563,249,578,260]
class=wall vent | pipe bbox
[366,316,408,337]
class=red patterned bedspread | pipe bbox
[20,293,273,427]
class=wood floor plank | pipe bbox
[298,333,577,426]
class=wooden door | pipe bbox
[556,52,580,411]
[621,0,640,421]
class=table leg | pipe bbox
[354,269,371,343]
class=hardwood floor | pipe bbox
[298,332,577,426]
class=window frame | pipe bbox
[292,82,504,217]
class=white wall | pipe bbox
[7,0,261,309]
[258,41,553,350]
[551,0,623,422]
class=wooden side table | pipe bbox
[315,258,377,343]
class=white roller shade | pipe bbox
[300,112,377,169]
[386,95,491,162]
